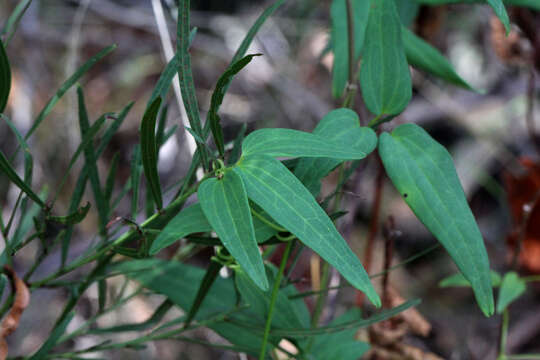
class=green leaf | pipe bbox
[402,27,476,91]
[208,54,261,157]
[198,171,268,290]
[496,272,526,314]
[439,270,502,288]
[150,203,276,254]
[294,109,377,195]
[235,265,309,330]
[140,97,163,210]
[309,309,370,360]
[394,0,419,26]
[0,40,11,113]
[46,202,91,226]
[130,145,142,219]
[360,0,411,116]
[234,155,380,306]
[77,87,108,235]
[25,45,116,143]
[486,0,510,34]
[330,0,370,98]
[0,150,45,208]
[184,260,223,328]
[177,0,208,169]
[28,311,75,360]
[379,123,494,316]
[242,128,375,160]
[1,0,33,45]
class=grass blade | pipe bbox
[130,145,143,220]
[1,0,33,46]
[0,39,11,113]
[24,45,116,143]
[140,97,163,210]
[208,54,261,157]
[0,150,45,208]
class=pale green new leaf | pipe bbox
[360,0,411,116]
[294,108,377,195]
[496,272,526,314]
[242,128,374,160]
[379,124,494,316]
[234,155,380,306]
[198,171,268,290]
[402,27,475,91]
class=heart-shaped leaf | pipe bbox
[496,272,526,314]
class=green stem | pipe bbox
[522,275,540,283]
[29,184,199,288]
[258,241,294,360]
[251,207,287,232]
[498,309,510,360]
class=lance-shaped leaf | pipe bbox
[140,97,163,209]
[360,0,411,116]
[330,0,370,98]
[234,155,380,306]
[198,171,268,290]
[402,27,476,91]
[208,54,261,157]
[379,123,494,316]
[496,272,526,314]
[294,109,377,195]
[0,150,45,208]
[486,0,510,34]
[242,128,374,160]
[0,40,11,113]
[150,203,277,254]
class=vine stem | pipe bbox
[498,309,510,360]
[258,240,294,360]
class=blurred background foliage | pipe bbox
[0,0,539,359]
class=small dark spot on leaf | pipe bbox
[403,193,408,198]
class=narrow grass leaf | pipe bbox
[496,272,526,314]
[28,311,74,360]
[140,97,163,209]
[294,109,377,196]
[330,0,370,98]
[198,171,268,290]
[130,145,142,220]
[360,0,411,116]
[96,102,133,157]
[2,0,33,45]
[0,40,11,113]
[156,105,168,148]
[402,27,475,91]
[379,123,494,316]
[104,152,120,205]
[0,150,45,207]
[177,0,208,168]
[439,270,502,288]
[184,260,223,328]
[25,45,116,142]
[234,155,380,306]
[208,54,261,157]
[77,87,108,234]
[242,128,375,160]
[486,0,510,34]
[46,202,91,226]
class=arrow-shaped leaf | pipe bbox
[360,0,411,116]
[198,170,268,290]
[140,97,163,210]
[242,128,374,160]
[402,27,476,91]
[234,155,380,306]
[379,123,494,316]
